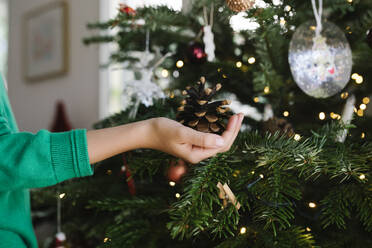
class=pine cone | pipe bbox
[176,77,231,135]
[262,117,294,137]
[225,0,255,12]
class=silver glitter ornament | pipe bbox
[288,21,352,98]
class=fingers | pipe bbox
[182,126,225,149]
[183,113,244,163]
[220,113,244,152]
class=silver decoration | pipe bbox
[288,21,352,98]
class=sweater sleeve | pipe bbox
[0,117,93,191]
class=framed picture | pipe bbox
[23,1,68,82]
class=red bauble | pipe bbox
[167,159,188,183]
[119,4,136,16]
[187,42,207,64]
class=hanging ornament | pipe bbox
[54,232,70,248]
[366,29,372,49]
[202,6,216,62]
[217,182,241,210]
[122,154,136,195]
[225,0,255,12]
[122,30,170,118]
[176,77,232,134]
[288,0,352,98]
[167,159,188,183]
[119,4,136,16]
[187,42,207,64]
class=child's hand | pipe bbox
[149,114,244,164]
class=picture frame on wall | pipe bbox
[23,1,68,82]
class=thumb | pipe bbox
[186,128,225,148]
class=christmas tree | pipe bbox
[33,0,372,247]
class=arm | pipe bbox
[87,114,244,164]
[0,114,242,191]
[0,118,92,191]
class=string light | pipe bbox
[240,227,247,234]
[169,181,176,187]
[161,69,169,78]
[308,202,317,208]
[251,171,255,175]
[357,109,364,117]
[248,57,256,64]
[355,75,364,84]
[283,111,289,117]
[104,237,110,243]
[59,193,66,199]
[222,74,227,78]
[294,134,301,141]
[259,174,264,179]
[176,60,184,68]
[361,132,366,139]
[359,174,366,180]
[330,112,341,120]
[306,227,311,232]
[264,86,270,94]
[253,97,260,103]
[175,193,181,198]
[351,73,359,80]
[233,170,241,177]
[360,104,367,110]
[363,97,370,104]
[319,112,326,120]
[236,61,242,68]
[340,92,349,99]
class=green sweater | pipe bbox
[0,76,94,247]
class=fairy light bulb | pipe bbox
[319,112,326,120]
[351,73,359,80]
[161,69,169,78]
[176,60,184,68]
[253,97,260,103]
[240,227,247,234]
[363,97,370,104]
[283,111,289,117]
[361,132,366,139]
[248,57,256,64]
[340,92,349,99]
[294,134,301,141]
[175,193,181,198]
[308,202,317,208]
[355,75,364,84]
[59,193,66,199]
[264,86,270,94]
[169,181,176,187]
[359,174,366,180]
[360,104,367,110]
[306,227,311,232]
[236,61,242,68]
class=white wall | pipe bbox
[7,0,100,132]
